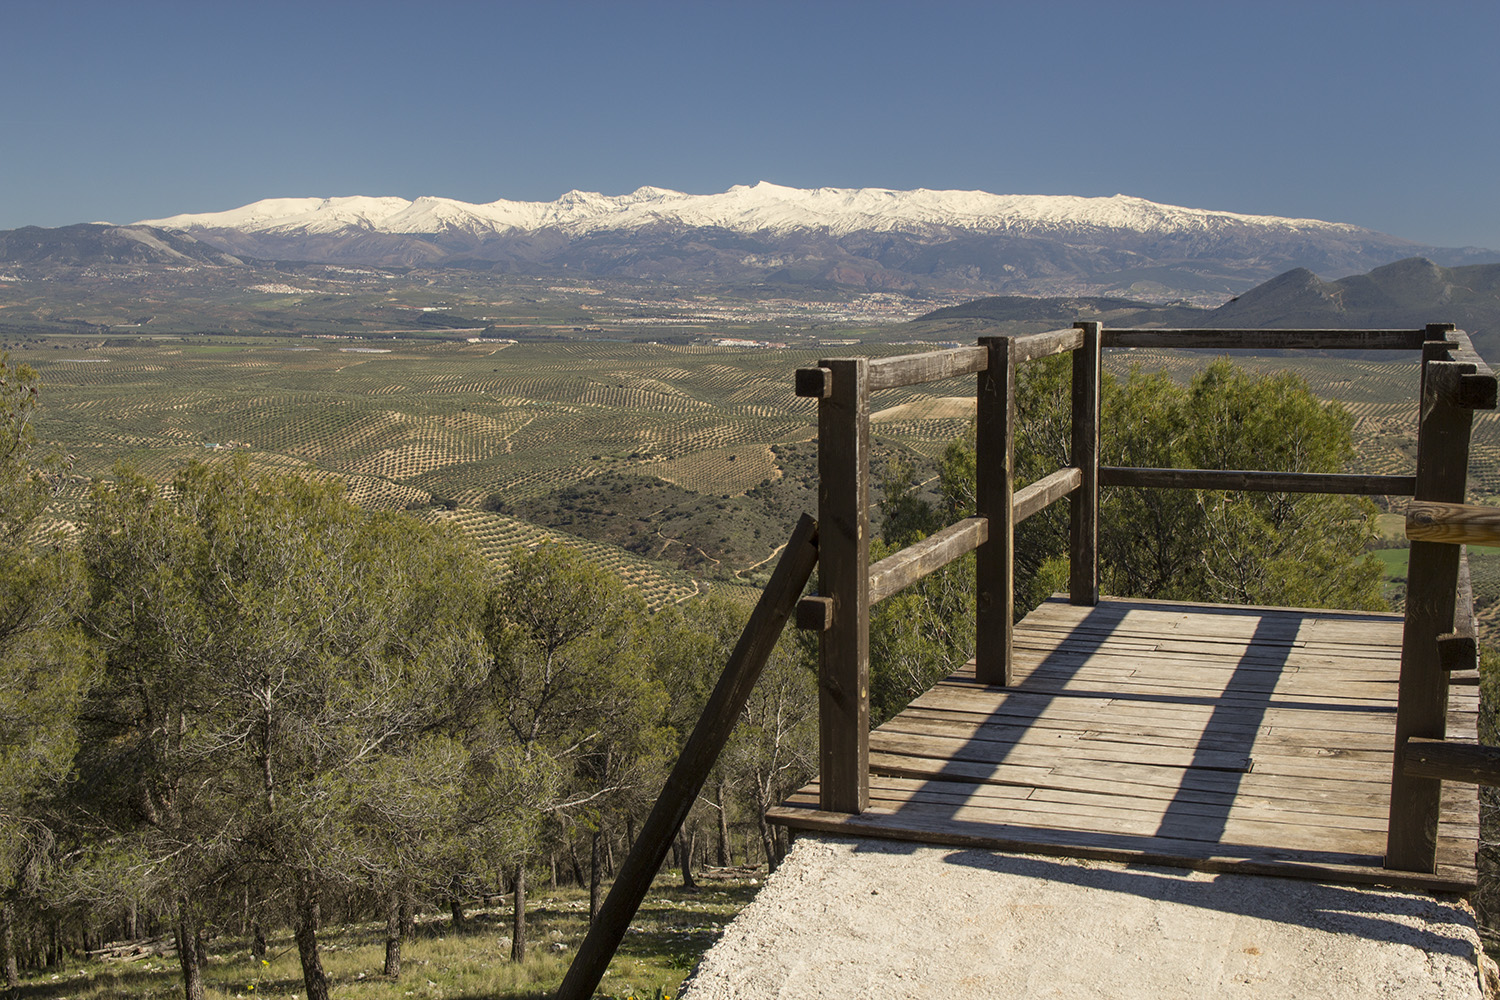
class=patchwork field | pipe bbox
[13,334,1498,621]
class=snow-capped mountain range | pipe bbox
[139,181,1364,242]
[4,182,1481,303]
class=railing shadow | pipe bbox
[859,598,1394,869]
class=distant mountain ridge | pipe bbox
[4,185,1498,305]
[110,183,1497,303]
[925,257,1500,358]
[138,182,1377,241]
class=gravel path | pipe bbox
[680,835,1495,1000]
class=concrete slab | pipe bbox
[680,835,1496,1000]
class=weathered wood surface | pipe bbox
[1403,737,1500,787]
[1070,322,1100,606]
[1014,467,1081,523]
[866,345,989,391]
[974,337,1014,685]
[1439,550,1478,673]
[1388,361,1474,872]
[556,514,819,1000]
[1406,501,1500,546]
[1100,467,1416,496]
[868,516,987,605]
[1102,329,1428,350]
[1011,326,1084,363]
[771,596,1478,893]
[817,358,870,813]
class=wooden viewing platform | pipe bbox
[769,596,1479,892]
[556,323,1500,1000]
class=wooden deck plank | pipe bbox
[773,597,1479,892]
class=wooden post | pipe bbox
[1386,359,1472,872]
[1070,321,1101,606]
[554,515,819,1000]
[975,336,1015,685]
[817,358,870,813]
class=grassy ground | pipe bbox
[11,872,762,1000]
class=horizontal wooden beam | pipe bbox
[867,517,988,605]
[1436,327,1494,376]
[1403,737,1500,787]
[1459,373,1498,410]
[1406,501,1500,547]
[866,346,989,392]
[795,595,834,632]
[794,366,833,399]
[1014,466,1082,523]
[1100,467,1416,496]
[1103,329,1428,350]
[1011,327,1084,364]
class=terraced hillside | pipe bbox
[14,336,931,601]
[14,335,1497,620]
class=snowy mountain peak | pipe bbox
[137,183,1367,241]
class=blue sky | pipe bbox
[4,0,1498,249]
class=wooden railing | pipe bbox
[556,323,1497,995]
[792,324,1102,813]
[796,322,1498,876]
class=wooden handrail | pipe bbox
[1406,501,1500,546]
[868,517,988,605]
[1012,326,1085,364]
[866,346,989,392]
[1402,738,1500,787]
[1015,467,1082,522]
[1102,468,1416,496]
[555,514,819,1000]
[1104,328,1429,350]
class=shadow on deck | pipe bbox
[769,596,1479,893]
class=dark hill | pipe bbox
[1207,257,1500,356]
[917,258,1500,360]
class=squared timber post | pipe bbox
[1386,356,1473,872]
[817,358,870,813]
[1070,321,1101,606]
[975,336,1015,685]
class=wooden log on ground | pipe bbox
[866,346,989,391]
[554,514,819,1000]
[868,517,988,605]
[1101,468,1416,496]
[1014,467,1081,523]
[1403,738,1500,788]
[1406,501,1500,547]
[1103,329,1428,350]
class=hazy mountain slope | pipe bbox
[0,223,246,268]
[1208,258,1500,354]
